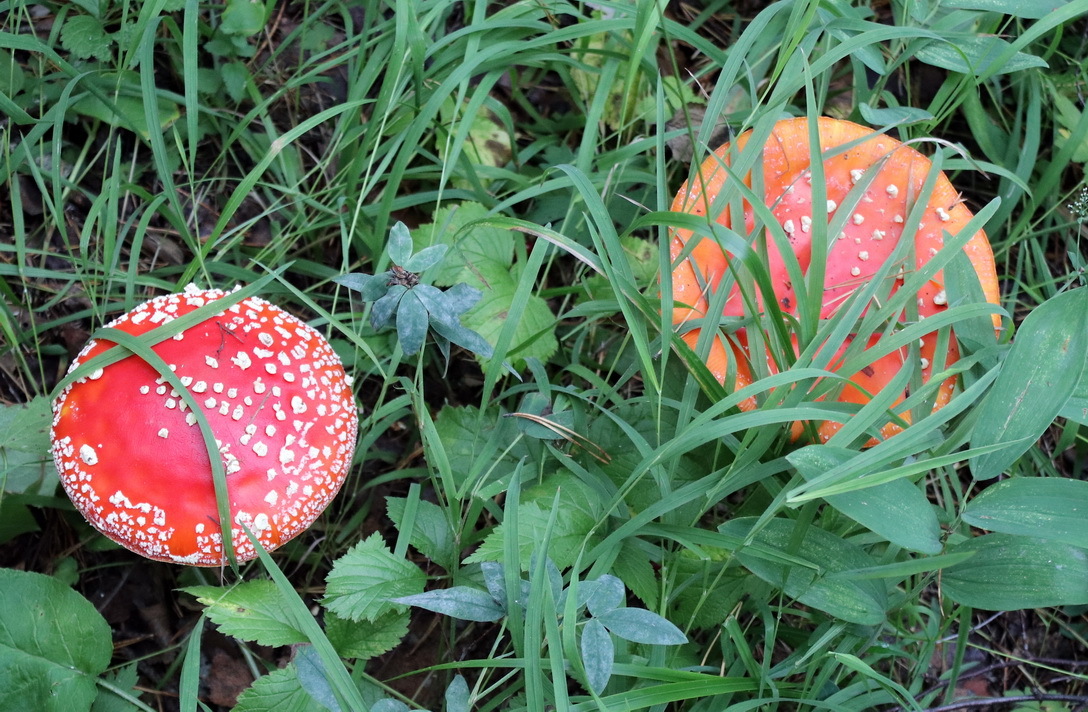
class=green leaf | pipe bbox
[462,272,558,367]
[323,533,426,622]
[939,0,1068,19]
[971,288,1088,479]
[370,285,406,330]
[720,517,888,625]
[465,472,602,569]
[612,539,659,609]
[233,664,316,712]
[580,618,614,694]
[788,445,943,554]
[0,569,112,712]
[391,586,506,622]
[182,581,307,647]
[325,610,409,661]
[395,292,429,355]
[387,221,414,266]
[386,497,457,570]
[595,608,688,646]
[415,202,514,287]
[0,397,56,495]
[221,0,268,37]
[963,478,1088,548]
[942,534,1088,610]
[221,61,250,102]
[61,15,114,62]
[90,663,140,712]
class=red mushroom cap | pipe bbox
[50,285,358,566]
[670,117,1001,443]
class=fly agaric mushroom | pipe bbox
[50,285,357,565]
[670,116,1000,442]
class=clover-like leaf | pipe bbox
[388,221,415,266]
[335,272,392,302]
[595,607,688,646]
[404,244,448,273]
[581,618,614,694]
[370,285,406,330]
[585,575,625,617]
[396,292,429,355]
[391,586,506,622]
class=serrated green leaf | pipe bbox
[916,35,1047,76]
[61,15,114,61]
[0,397,55,495]
[595,608,687,646]
[580,618,614,694]
[221,61,250,102]
[464,472,602,569]
[971,288,1088,479]
[221,0,268,36]
[963,478,1088,548]
[387,221,414,266]
[233,663,315,712]
[182,581,307,647]
[721,517,888,625]
[90,663,140,712]
[612,539,659,609]
[415,203,514,287]
[942,534,1088,610]
[386,497,456,570]
[391,586,505,622]
[788,445,942,554]
[462,272,558,367]
[325,610,409,661]
[323,533,426,622]
[0,569,112,712]
[586,575,625,617]
[396,292,429,355]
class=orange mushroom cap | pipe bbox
[669,117,1000,443]
[51,285,358,565]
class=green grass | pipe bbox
[2,0,1088,711]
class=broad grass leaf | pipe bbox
[971,288,1088,479]
[0,569,112,712]
[386,497,456,570]
[942,534,1088,610]
[323,533,426,622]
[391,586,505,622]
[963,478,1088,548]
[232,664,315,712]
[325,610,409,661]
[721,517,888,625]
[916,35,1047,76]
[581,618,614,694]
[183,581,307,646]
[789,445,942,554]
[940,0,1068,18]
[595,608,688,646]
